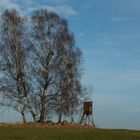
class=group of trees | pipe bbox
[0,9,87,123]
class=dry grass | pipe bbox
[0,122,95,129]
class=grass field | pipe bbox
[0,127,140,140]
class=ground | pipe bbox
[0,124,140,140]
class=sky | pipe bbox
[0,0,140,130]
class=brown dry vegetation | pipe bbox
[0,122,95,129]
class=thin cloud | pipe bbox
[0,0,78,17]
[77,32,85,37]
[112,16,130,21]
[44,0,66,5]
[54,5,78,16]
[27,4,78,17]
[0,0,19,10]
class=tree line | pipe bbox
[0,9,88,123]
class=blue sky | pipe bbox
[0,0,140,130]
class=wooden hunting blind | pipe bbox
[79,101,95,126]
[84,101,92,115]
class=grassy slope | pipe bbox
[0,127,140,140]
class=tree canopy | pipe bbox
[0,9,87,123]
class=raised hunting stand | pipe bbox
[79,101,95,126]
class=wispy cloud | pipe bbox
[77,32,85,37]
[55,5,78,16]
[112,16,130,21]
[90,69,140,95]
[25,4,78,17]
[0,0,78,17]
[45,0,67,5]
[81,4,91,10]
[0,0,19,10]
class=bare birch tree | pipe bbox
[0,9,29,123]
[0,8,86,123]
